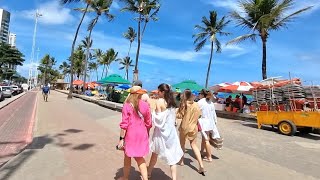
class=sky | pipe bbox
[1,0,320,90]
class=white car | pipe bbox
[0,86,13,98]
[21,83,29,91]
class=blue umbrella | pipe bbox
[118,84,131,90]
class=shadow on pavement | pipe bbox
[64,129,83,133]
[114,166,171,180]
[242,122,320,140]
[0,129,95,180]
[0,150,36,180]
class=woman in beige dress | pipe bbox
[177,89,205,176]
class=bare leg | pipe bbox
[190,139,204,171]
[134,157,148,180]
[170,165,177,180]
[200,137,206,156]
[122,154,131,180]
[204,140,212,161]
[178,133,186,165]
[147,153,158,177]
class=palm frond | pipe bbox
[88,16,99,31]
[119,67,125,70]
[272,6,312,30]
[193,32,208,44]
[60,0,81,5]
[194,25,207,32]
[215,39,222,53]
[229,11,254,29]
[195,39,207,52]
[226,34,257,45]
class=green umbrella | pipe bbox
[98,74,131,85]
[172,80,204,91]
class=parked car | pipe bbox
[0,86,13,98]
[0,89,4,101]
[11,85,20,95]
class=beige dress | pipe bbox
[177,101,201,141]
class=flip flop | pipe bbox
[203,157,213,162]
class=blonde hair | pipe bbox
[126,93,142,113]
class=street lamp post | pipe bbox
[28,9,42,89]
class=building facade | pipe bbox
[0,9,10,43]
[8,32,16,47]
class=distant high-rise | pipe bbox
[0,9,10,43]
[8,32,16,47]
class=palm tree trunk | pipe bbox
[205,41,214,88]
[68,3,90,99]
[105,66,109,77]
[83,20,97,92]
[101,65,105,78]
[133,14,142,82]
[128,42,132,56]
[96,69,99,81]
[262,38,267,80]
[126,68,129,80]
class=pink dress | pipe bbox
[120,100,152,157]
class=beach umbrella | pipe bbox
[118,84,131,90]
[210,82,232,92]
[219,81,253,93]
[98,74,131,84]
[73,79,84,85]
[172,80,204,91]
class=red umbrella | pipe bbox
[210,82,232,92]
[73,79,84,85]
[219,81,253,93]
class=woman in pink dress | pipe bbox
[117,86,152,180]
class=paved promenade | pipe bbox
[0,91,319,180]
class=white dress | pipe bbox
[197,98,221,139]
[150,108,183,165]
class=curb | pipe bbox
[55,90,123,112]
[0,92,27,110]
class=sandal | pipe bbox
[198,167,206,176]
[203,157,213,162]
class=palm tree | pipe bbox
[123,27,137,56]
[99,48,120,78]
[228,0,312,80]
[77,0,114,91]
[193,11,230,88]
[121,0,160,81]
[119,56,134,80]
[60,0,93,99]
[88,62,99,81]
[93,48,103,80]
[59,61,71,82]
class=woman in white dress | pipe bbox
[198,89,221,162]
[148,83,183,180]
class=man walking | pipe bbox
[42,84,50,102]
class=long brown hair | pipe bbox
[177,89,193,117]
[126,93,142,114]
[158,83,176,108]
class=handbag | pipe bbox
[208,132,223,150]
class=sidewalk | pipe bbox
[0,92,26,110]
[0,91,318,180]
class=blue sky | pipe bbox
[1,0,320,90]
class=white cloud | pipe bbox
[91,31,208,62]
[111,1,120,10]
[290,0,320,15]
[203,0,242,12]
[20,1,75,25]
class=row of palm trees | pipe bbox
[61,0,311,98]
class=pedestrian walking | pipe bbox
[198,89,222,162]
[148,83,183,180]
[177,89,205,176]
[42,84,50,102]
[117,86,152,180]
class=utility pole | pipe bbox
[34,47,40,86]
[28,9,42,89]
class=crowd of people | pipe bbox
[117,82,222,180]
